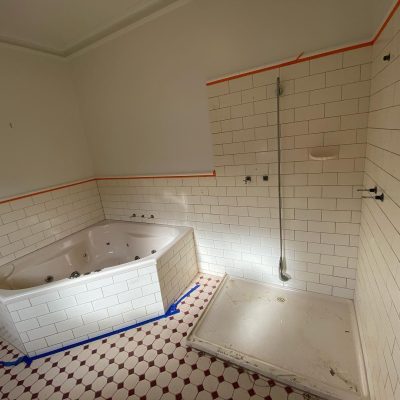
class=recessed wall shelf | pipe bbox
[309,146,339,161]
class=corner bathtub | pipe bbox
[0,221,198,356]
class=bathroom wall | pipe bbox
[69,1,214,178]
[69,0,378,178]
[0,0,387,287]
[354,8,400,400]
[0,46,104,270]
[0,181,104,269]
[98,46,371,299]
[0,45,93,199]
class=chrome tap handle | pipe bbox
[357,186,377,193]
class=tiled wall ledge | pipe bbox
[100,45,373,300]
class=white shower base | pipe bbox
[187,276,369,400]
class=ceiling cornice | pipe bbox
[0,0,188,58]
[0,0,397,60]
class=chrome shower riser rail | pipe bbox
[276,77,290,282]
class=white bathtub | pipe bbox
[0,221,198,356]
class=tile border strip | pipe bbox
[0,170,216,205]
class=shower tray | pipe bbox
[187,275,369,400]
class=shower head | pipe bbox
[279,271,291,282]
[279,257,291,282]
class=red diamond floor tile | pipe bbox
[0,274,324,400]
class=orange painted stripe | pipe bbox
[0,171,216,205]
[96,170,216,181]
[372,0,400,44]
[207,0,400,86]
[0,178,97,205]
[206,41,373,86]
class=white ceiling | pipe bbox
[0,0,396,57]
[0,0,180,56]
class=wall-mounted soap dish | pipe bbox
[309,146,339,161]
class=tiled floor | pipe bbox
[0,274,322,400]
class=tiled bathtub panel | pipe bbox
[4,262,163,356]
[157,230,199,309]
[0,302,24,354]
[0,181,105,268]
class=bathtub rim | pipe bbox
[0,220,193,303]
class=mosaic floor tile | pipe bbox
[0,274,324,399]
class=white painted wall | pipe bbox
[0,45,93,198]
[0,0,395,192]
[70,0,384,177]
[69,1,214,177]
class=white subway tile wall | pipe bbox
[0,181,104,269]
[99,46,372,299]
[355,8,400,400]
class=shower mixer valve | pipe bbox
[362,193,384,202]
[357,186,377,193]
[357,186,384,201]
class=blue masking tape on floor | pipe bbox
[0,284,200,368]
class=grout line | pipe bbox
[366,142,400,158]
[361,197,400,279]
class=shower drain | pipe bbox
[276,296,286,303]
